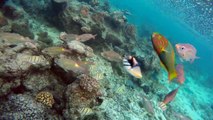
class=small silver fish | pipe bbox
[143,96,154,115]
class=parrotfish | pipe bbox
[101,50,122,62]
[75,33,97,42]
[175,43,199,63]
[176,64,185,84]
[59,32,96,43]
[59,32,77,42]
[159,87,179,111]
[123,56,142,78]
[151,32,177,81]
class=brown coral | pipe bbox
[0,13,8,27]
[80,6,89,17]
[92,12,106,23]
[79,74,100,93]
[124,24,136,39]
[35,91,55,107]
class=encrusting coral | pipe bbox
[79,74,100,93]
[35,91,55,107]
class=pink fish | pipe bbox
[176,64,185,84]
[175,43,199,63]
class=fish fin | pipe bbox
[189,59,194,64]
[168,71,177,81]
[162,48,169,53]
[93,34,97,39]
[190,56,199,63]
[195,56,200,59]
[159,102,167,111]
[179,58,184,62]
[160,61,166,70]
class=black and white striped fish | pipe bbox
[123,57,142,78]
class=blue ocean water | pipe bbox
[109,0,213,84]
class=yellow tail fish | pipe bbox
[151,32,177,81]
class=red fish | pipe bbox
[176,64,185,84]
[159,87,179,111]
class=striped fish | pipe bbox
[78,107,93,116]
[159,102,167,111]
[27,55,47,65]
[123,57,142,78]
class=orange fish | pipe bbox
[159,87,179,111]
[151,32,177,81]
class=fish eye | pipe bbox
[181,47,184,50]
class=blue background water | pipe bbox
[109,0,213,85]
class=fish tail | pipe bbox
[159,102,167,111]
[168,71,177,81]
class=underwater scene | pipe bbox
[0,0,212,120]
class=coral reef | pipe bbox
[0,94,48,119]
[79,74,100,93]
[0,0,206,120]
[23,72,52,93]
[37,31,53,46]
[11,20,34,39]
[0,13,8,27]
[51,0,68,14]
[67,40,94,57]
[63,74,102,120]
[124,24,136,39]
[0,78,21,97]
[36,91,55,107]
